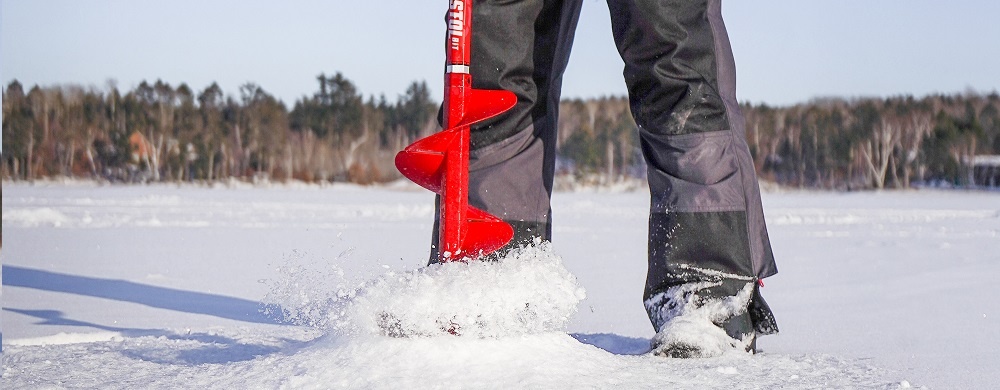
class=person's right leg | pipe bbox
[428,0,584,263]
[606,0,778,355]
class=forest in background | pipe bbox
[3,74,999,190]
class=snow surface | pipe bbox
[3,181,999,388]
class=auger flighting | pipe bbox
[394,0,516,261]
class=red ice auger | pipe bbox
[394,0,516,262]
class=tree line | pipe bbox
[553,92,1000,190]
[3,75,999,189]
[742,93,999,189]
[2,75,436,184]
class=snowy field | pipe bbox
[2,181,998,389]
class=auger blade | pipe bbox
[453,89,518,128]
[394,130,456,193]
[462,206,515,257]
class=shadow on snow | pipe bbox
[1,265,317,364]
[3,307,310,365]
[2,265,283,325]
[570,333,652,355]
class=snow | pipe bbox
[260,239,586,339]
[646,281,756,357]
[3,181,999,388]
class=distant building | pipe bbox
[971,155,1000,188]
[128,131,154,164]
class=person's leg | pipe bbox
[606,0,778,350]
[429,0,584,263]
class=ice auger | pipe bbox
[394,0,516,261]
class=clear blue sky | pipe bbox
[2,0,999,107]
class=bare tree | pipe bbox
[899,111,933,188]
[859,118,901,189]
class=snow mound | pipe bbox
[264,239,586,339]
[348,240,586,338]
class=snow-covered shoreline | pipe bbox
[3,183,998,388]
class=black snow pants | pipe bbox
[429,0,779,338]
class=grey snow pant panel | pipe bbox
[607,0,778,335]
[428,0,584,262]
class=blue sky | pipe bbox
[2,0,999,107]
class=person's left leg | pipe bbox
[429,0,584,263]
[605,0,778,354]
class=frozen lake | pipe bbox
[2,182,998,388]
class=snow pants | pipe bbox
[429,0,779,337]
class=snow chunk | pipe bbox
[646,281,755,357]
